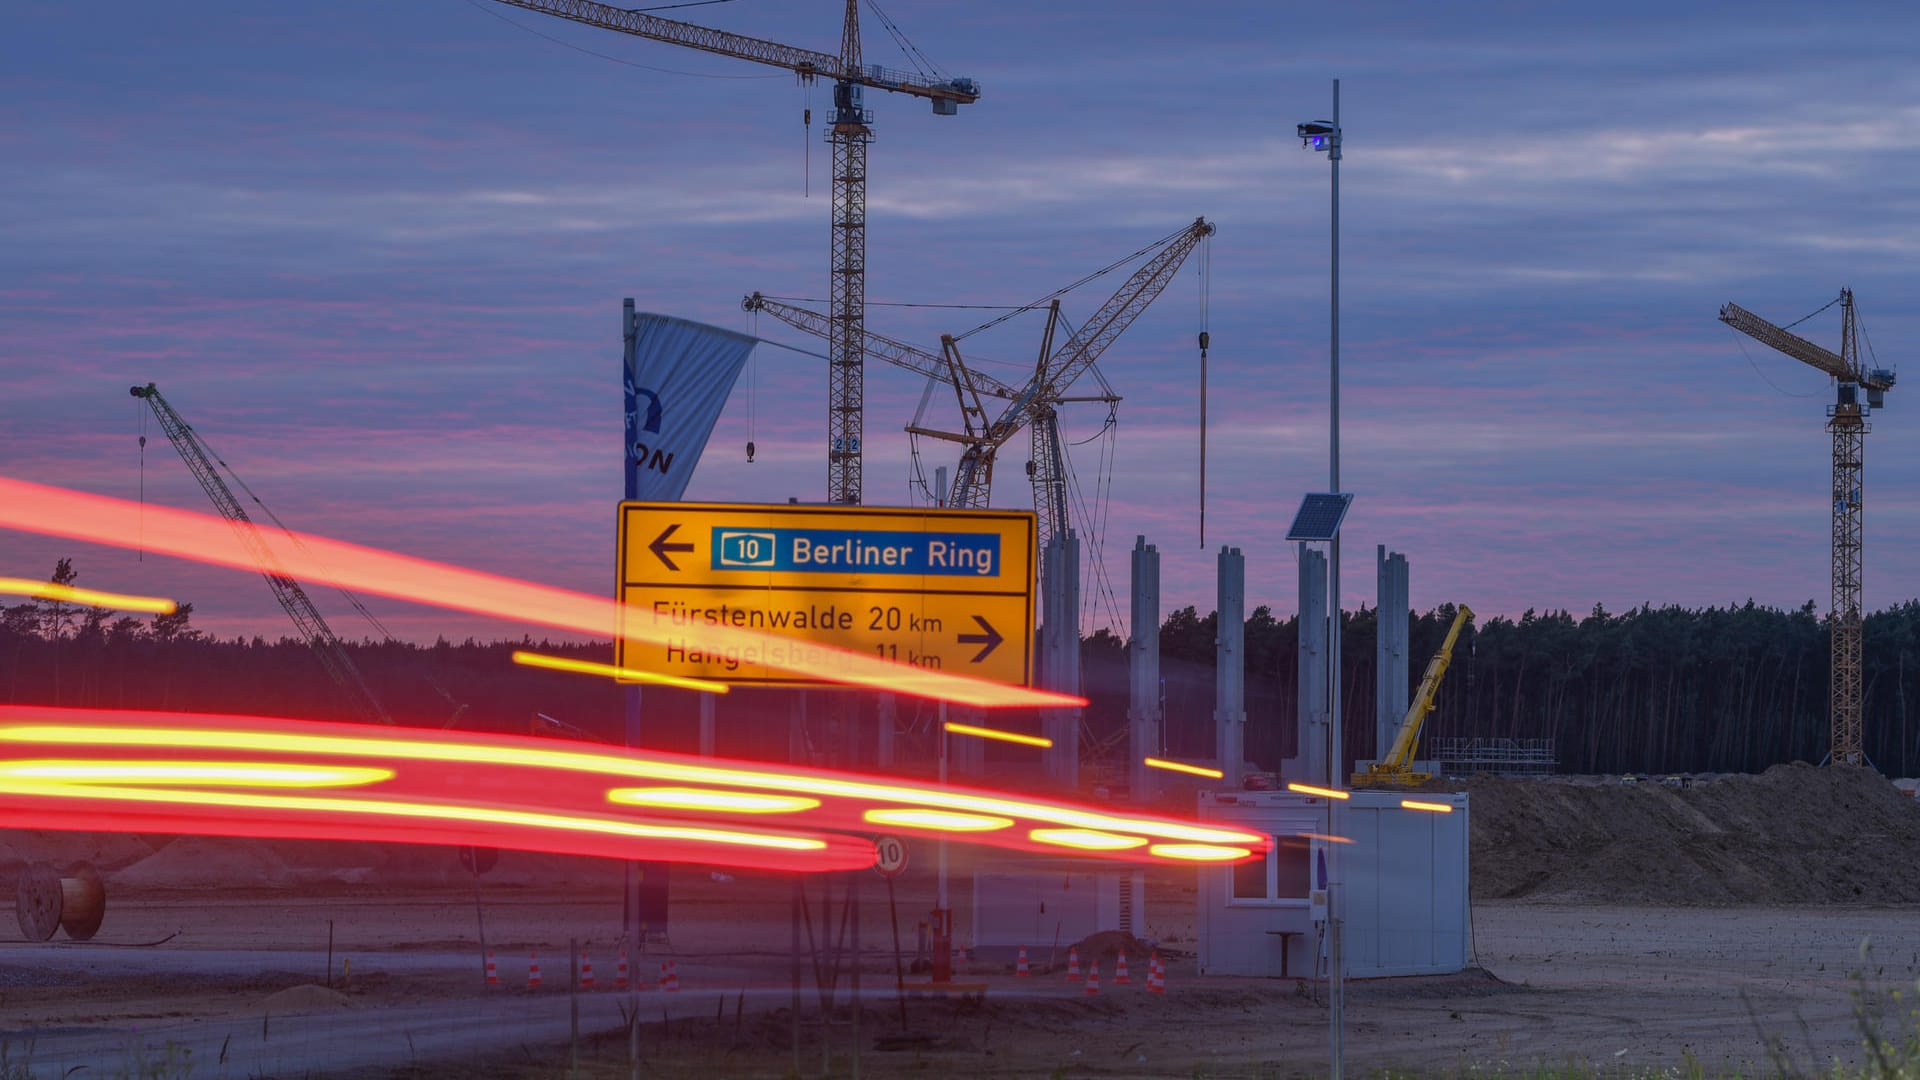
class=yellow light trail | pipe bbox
[1144,757,1224,779]
[1400,799,1454,813]
[3,722,1265,847]
[1148,843,1252,862]
[1285,782,1350,800]
[0,577,176,614]
[0,761,390,788]
[1030,828,1147,851]
[0,476,1082,709]
[863,808,1014,832]
[0,779,828,851]
[513,650,729,694]
[943,721,1051,749]
[609,787,818,814]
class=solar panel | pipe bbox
[1285,493,1353,542]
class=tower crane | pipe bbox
[130,383,391,726]
[746,216,1214,559]
[1719,290,1896,766]
[490,0,979,505]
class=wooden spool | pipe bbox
[13,862,105,942]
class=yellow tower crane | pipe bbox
[492,0,979,505]
[1720,290,1895,766]
[1352,604,1473,788]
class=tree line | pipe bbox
[7,560,1919,777]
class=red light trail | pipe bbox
[0,706,1267,871]
[0,476,1083,710]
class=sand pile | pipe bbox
[1458,763,1920,905]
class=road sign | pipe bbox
[873,835,909,878]
[616,502,1035,688]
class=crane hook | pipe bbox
[746,440,756,463]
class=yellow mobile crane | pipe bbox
[1352,604,1473,788]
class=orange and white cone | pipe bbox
[527,950,542,990]
[1015,945,1030,977]
[1147,952,1165,995]
[660,959,680,993]
[1066,946,1081,981]
[485,950,499,987]
[1084,962,1101,995]
[1115,952,1131,984]
[580,951,595,989]
[614,948,630,990]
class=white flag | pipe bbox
[623,304,757,502]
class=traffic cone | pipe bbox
[1147,952,1165,995]
[580,951,595,989]
[527,950,542,990]
[1084,962,1101,995]
[1066,946,1081,981]
[1015,945,1030,977]
[1115,951,1131,984]
[659,959,680,993]
[614,948,630,990]
[485,950,499,987]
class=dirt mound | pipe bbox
[252,983,354,1014]
[1458,763,1920,905]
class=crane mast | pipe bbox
[130,384,391,726]
[492,0,979,505]
[1719,290,1895,766]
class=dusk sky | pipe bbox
[4,1,1917,646]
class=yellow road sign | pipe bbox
[616,502,1036,688]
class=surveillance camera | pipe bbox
[1296,121,1337,138]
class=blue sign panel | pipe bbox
[711,527,1002,577]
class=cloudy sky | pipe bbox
[4,0,1917,645]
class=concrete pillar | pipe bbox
[1215,546,1246,786]
[1291,544,1329,784]
[1040,530,1081,788]
[1128,536,1162,802]
[1374,546,1410,764]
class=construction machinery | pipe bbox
[1352,604,1473,788]
[746,217,1215,561]
[1719,290,1895,766]
[130,383,391,726]
[491,0,979,505]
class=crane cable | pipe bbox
[1198,232,1211,549]
[135,400,148,562]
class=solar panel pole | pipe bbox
[1298,76,1346,1080]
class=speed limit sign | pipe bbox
[873,834,908,878]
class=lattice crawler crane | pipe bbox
[131,383,391,726]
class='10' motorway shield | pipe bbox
[616,502,1036,688]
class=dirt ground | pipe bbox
[5,768,1920,1077]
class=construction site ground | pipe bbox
[4,763,1918,1078]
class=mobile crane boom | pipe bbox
[1352,604,1473,788]
[130,383,391,725]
